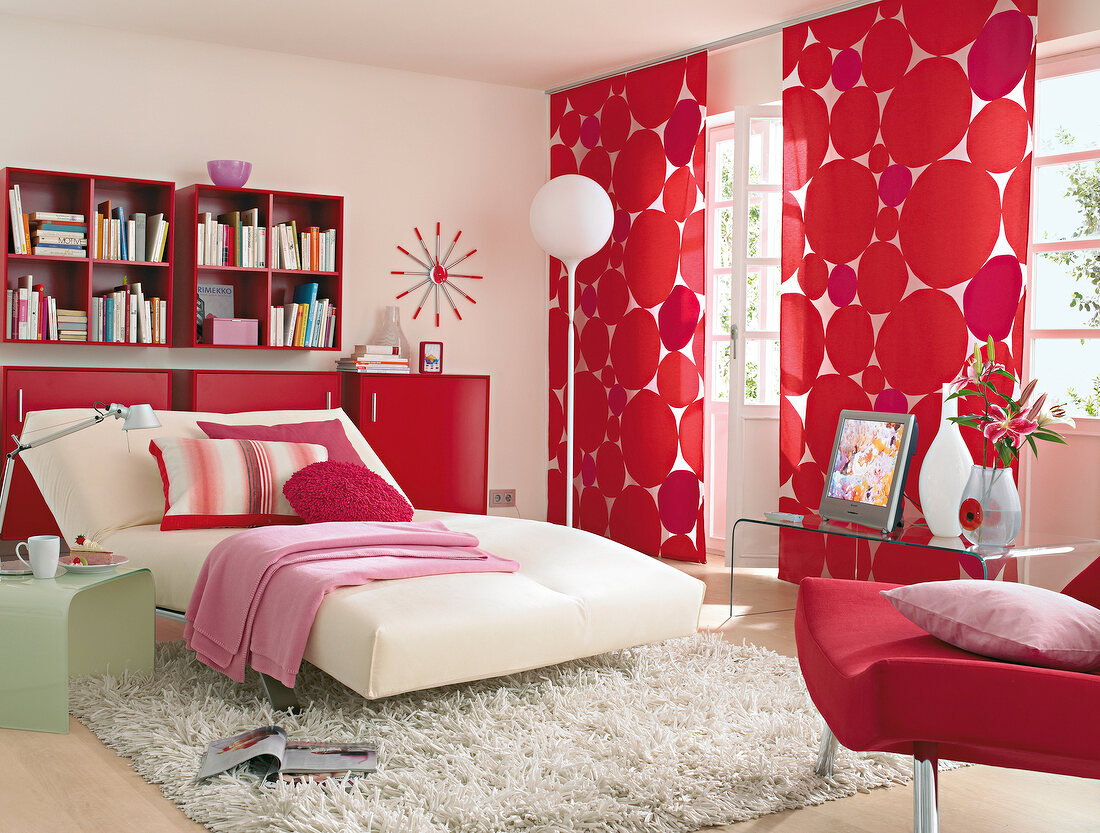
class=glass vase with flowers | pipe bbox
[947,337,1073,550]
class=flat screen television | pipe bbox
[818,410,918,533]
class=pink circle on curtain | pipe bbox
[878,165,912,206]
[662,167,697,222]
[863,365,886,395]
[610,308,661,389]
[899,160,1000,289]
[827,263,858,306]
[664,99,703,166]
[580,285,598,317]
[783,192,805,281]
[600,95,631,152]
[608,384,628,416]
[861,17,912,92]
[580,316,609,369]
[679,398,704,478]
[829,86,880,159]
[868,143,890,173]
[798,42,833,89]
[780,293,825,396]
[574,371,608,453]
[826,304,874,374]
[596,441,625,497]
[580,148,612,190]
[901,0,995,56]
[608,485,661,555]
[799,253,830,299]
[612,208,631,242]
[806,375,873,464]
[968,11,1035,101]
[876,289,969,394]
[579,487,608,535]
[625,59,685,128]
[609,242,624,268]
[580,115,601,149]
[605,414,620,442]
[658,470,701,535]
[874,388,908,413]
[658,284,701,351]
[581,454,596,487]
[857,241,908,313]
[831,48,863,91]
[623,210,680,308]
[559,110,581,147]
[597,269,629,324]
[620,390,678,487]
[805,159,878,265]
[612,130,667,213]
[881,58,972,168]
[656,352,700,408]
[793,462,826,508]
[967,99,1028,173]
[963,255,1023,341]
[783,86,830,190]
[875,207,899,241]
[680,210,706,294]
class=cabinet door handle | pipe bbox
[325,391,332,409]
[18,389,23,423]
[371,392,377,423]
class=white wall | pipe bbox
[0,15,550,519]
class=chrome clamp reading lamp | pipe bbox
[530,175,614,529]
[0,402,161,537]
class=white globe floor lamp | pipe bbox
[530,175,614,528]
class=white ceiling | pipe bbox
[0,0,855,90]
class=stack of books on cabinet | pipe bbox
[2,167,174,347]
[336,344,410,374]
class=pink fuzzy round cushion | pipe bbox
[283,461,414,523]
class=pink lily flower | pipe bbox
[951,357,1004,393]
[982,403,1039,448]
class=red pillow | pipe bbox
[283,461,414,523]
[197,419,362,465]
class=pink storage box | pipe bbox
[206,315,258,346]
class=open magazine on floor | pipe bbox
[196,725,377,784]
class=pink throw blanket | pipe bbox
[184,520,518,687]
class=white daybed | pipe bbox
[21,407,705,700]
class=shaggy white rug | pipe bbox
[69,636,913,833]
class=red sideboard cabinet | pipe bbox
[1,366,172,540]
[341,373,489,515]
[172,369,340,412]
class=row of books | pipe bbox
[4,276,86,341]
[94,200,169,262]
[268,281,335,347]
[8,184,93,257]
[91,281,167,344]
[197,209,265,268]
[272,222,337,272]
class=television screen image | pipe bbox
[825,418,906,507]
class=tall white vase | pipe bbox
[918,384,973,537]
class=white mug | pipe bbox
[15,535,61,579]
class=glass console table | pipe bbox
[729,514,1100,617]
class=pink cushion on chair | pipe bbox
[149,437,328,530]
[283,461,414,523]
[881,580,1100,672]
[197,419,362,465]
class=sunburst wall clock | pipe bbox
[392,223,482,326]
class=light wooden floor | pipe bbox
[1,556,1096,833]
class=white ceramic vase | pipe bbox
[918,384,973,538]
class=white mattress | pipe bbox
[104,510,705,698]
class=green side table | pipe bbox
[0,566,154,733]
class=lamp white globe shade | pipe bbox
[529,175,614,270]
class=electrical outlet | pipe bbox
[489,489,516,507]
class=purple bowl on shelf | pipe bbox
[207,160,253,188]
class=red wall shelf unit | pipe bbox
[173,184,343,350]
[2,168,175,346]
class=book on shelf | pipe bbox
[8,185,24,254]
[195,725,376,785]
[32,230,86,247]
[32,245,85,257]
[146,213,168,262]
[28,211,85,223]
[133,212,146,261]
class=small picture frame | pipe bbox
[419,341,443,374]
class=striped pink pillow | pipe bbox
[149,437,327,530]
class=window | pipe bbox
[1030,53,1100,420]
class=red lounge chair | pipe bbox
[795,561,1100,833]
